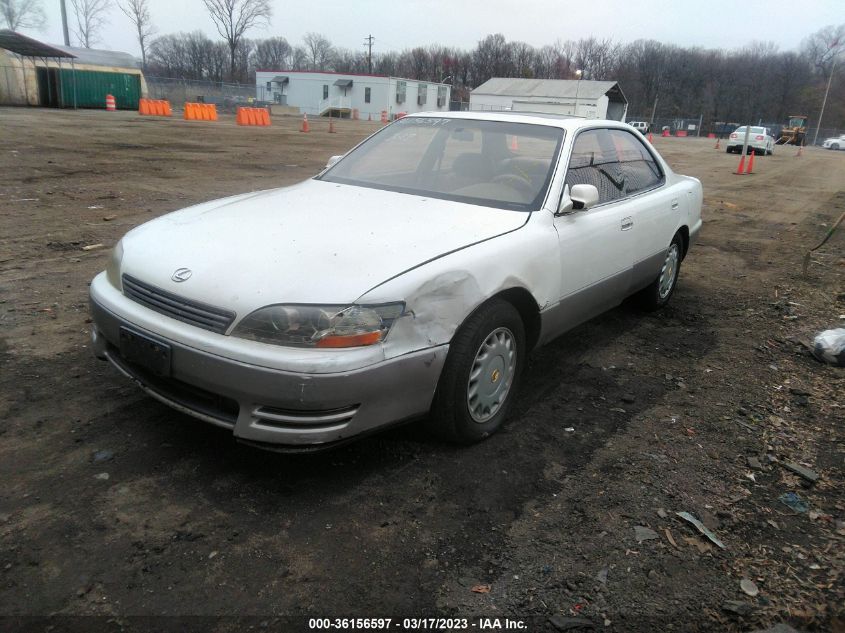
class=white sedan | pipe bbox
[822,134,845,150]
[726,126,775,155]
[89,112,703,450]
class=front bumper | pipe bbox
[90,298,448,448]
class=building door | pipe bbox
[36,67,62,108]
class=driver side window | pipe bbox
[565,129,625,205]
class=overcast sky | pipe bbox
[22,0,845,60]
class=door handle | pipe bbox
[621,217,633,231]
[671,199,680,210]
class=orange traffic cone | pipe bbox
[745,149,755,174]
[328,117,336,133]
[714,138,720,150]
[796,143,803,157]
[510,135,518,151]
[734,153,746,175]
[647,132,653,143]
[301,113,310,132]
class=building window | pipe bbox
[266,81,272,92]
[417,83,427,105]
[365,87,371,103]
[437,85,447,107]
[323,85,328,99]
[396,81,406,104]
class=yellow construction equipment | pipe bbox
[776,115,808,145]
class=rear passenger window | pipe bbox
[606,129,664,195]
[565,129,625,204]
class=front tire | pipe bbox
[429,299,526,444]
[637,233,683,311]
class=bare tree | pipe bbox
[303,32,334,71]
[252,36,291,70]
[202,0,271,81]
[70,0,110,48]
[1,0,46,30]
[117,0,153,68]
[802,24,845,75]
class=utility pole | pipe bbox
[813,39,840,146]
[60,0,70,46]
[364,34,374,74]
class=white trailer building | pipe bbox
[255,70,451,119]
[469,78,628,121]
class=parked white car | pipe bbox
[628,121,649,134]
[822,134,845,150]
[89,112,703,450]
[726,126,775,155]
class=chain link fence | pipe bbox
[145,76,256,112]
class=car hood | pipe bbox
[120,179,528,315]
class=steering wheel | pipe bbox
[491,173,534,196]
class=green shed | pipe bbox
[36,67,140,109]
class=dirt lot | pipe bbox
[1,108,843,633]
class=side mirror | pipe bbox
[569,184,599,211]
[326,155,343,169]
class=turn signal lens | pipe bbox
[315,331,384,348]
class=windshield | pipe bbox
[318,117,564,211]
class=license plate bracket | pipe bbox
[119,327,172,377]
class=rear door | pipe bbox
[604,128,676,290]
[552,128,633,328]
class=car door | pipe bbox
[604,128,677,291]
[551,128,633,331]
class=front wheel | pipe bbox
[428,299,526,444]
[637,233,683,311]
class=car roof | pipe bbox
[403,110,632,132]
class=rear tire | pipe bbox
[637,233,683,312]
[428,299,526,444]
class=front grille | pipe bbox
[122,274,235,334]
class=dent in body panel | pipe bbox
[363,215,561,356]
[382,270,486,356]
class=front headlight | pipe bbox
[105,240,124,289]
[231,303,405,348]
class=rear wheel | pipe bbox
[833,143,840,151]
[637,233,683,311]
[429,299,526,444]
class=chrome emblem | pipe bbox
[171,268,192,282]
[491,369,500,383]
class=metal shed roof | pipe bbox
[51,45,138,69]
[472,78,625,102]
[0,30,75,58]
[333,78,353,87]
